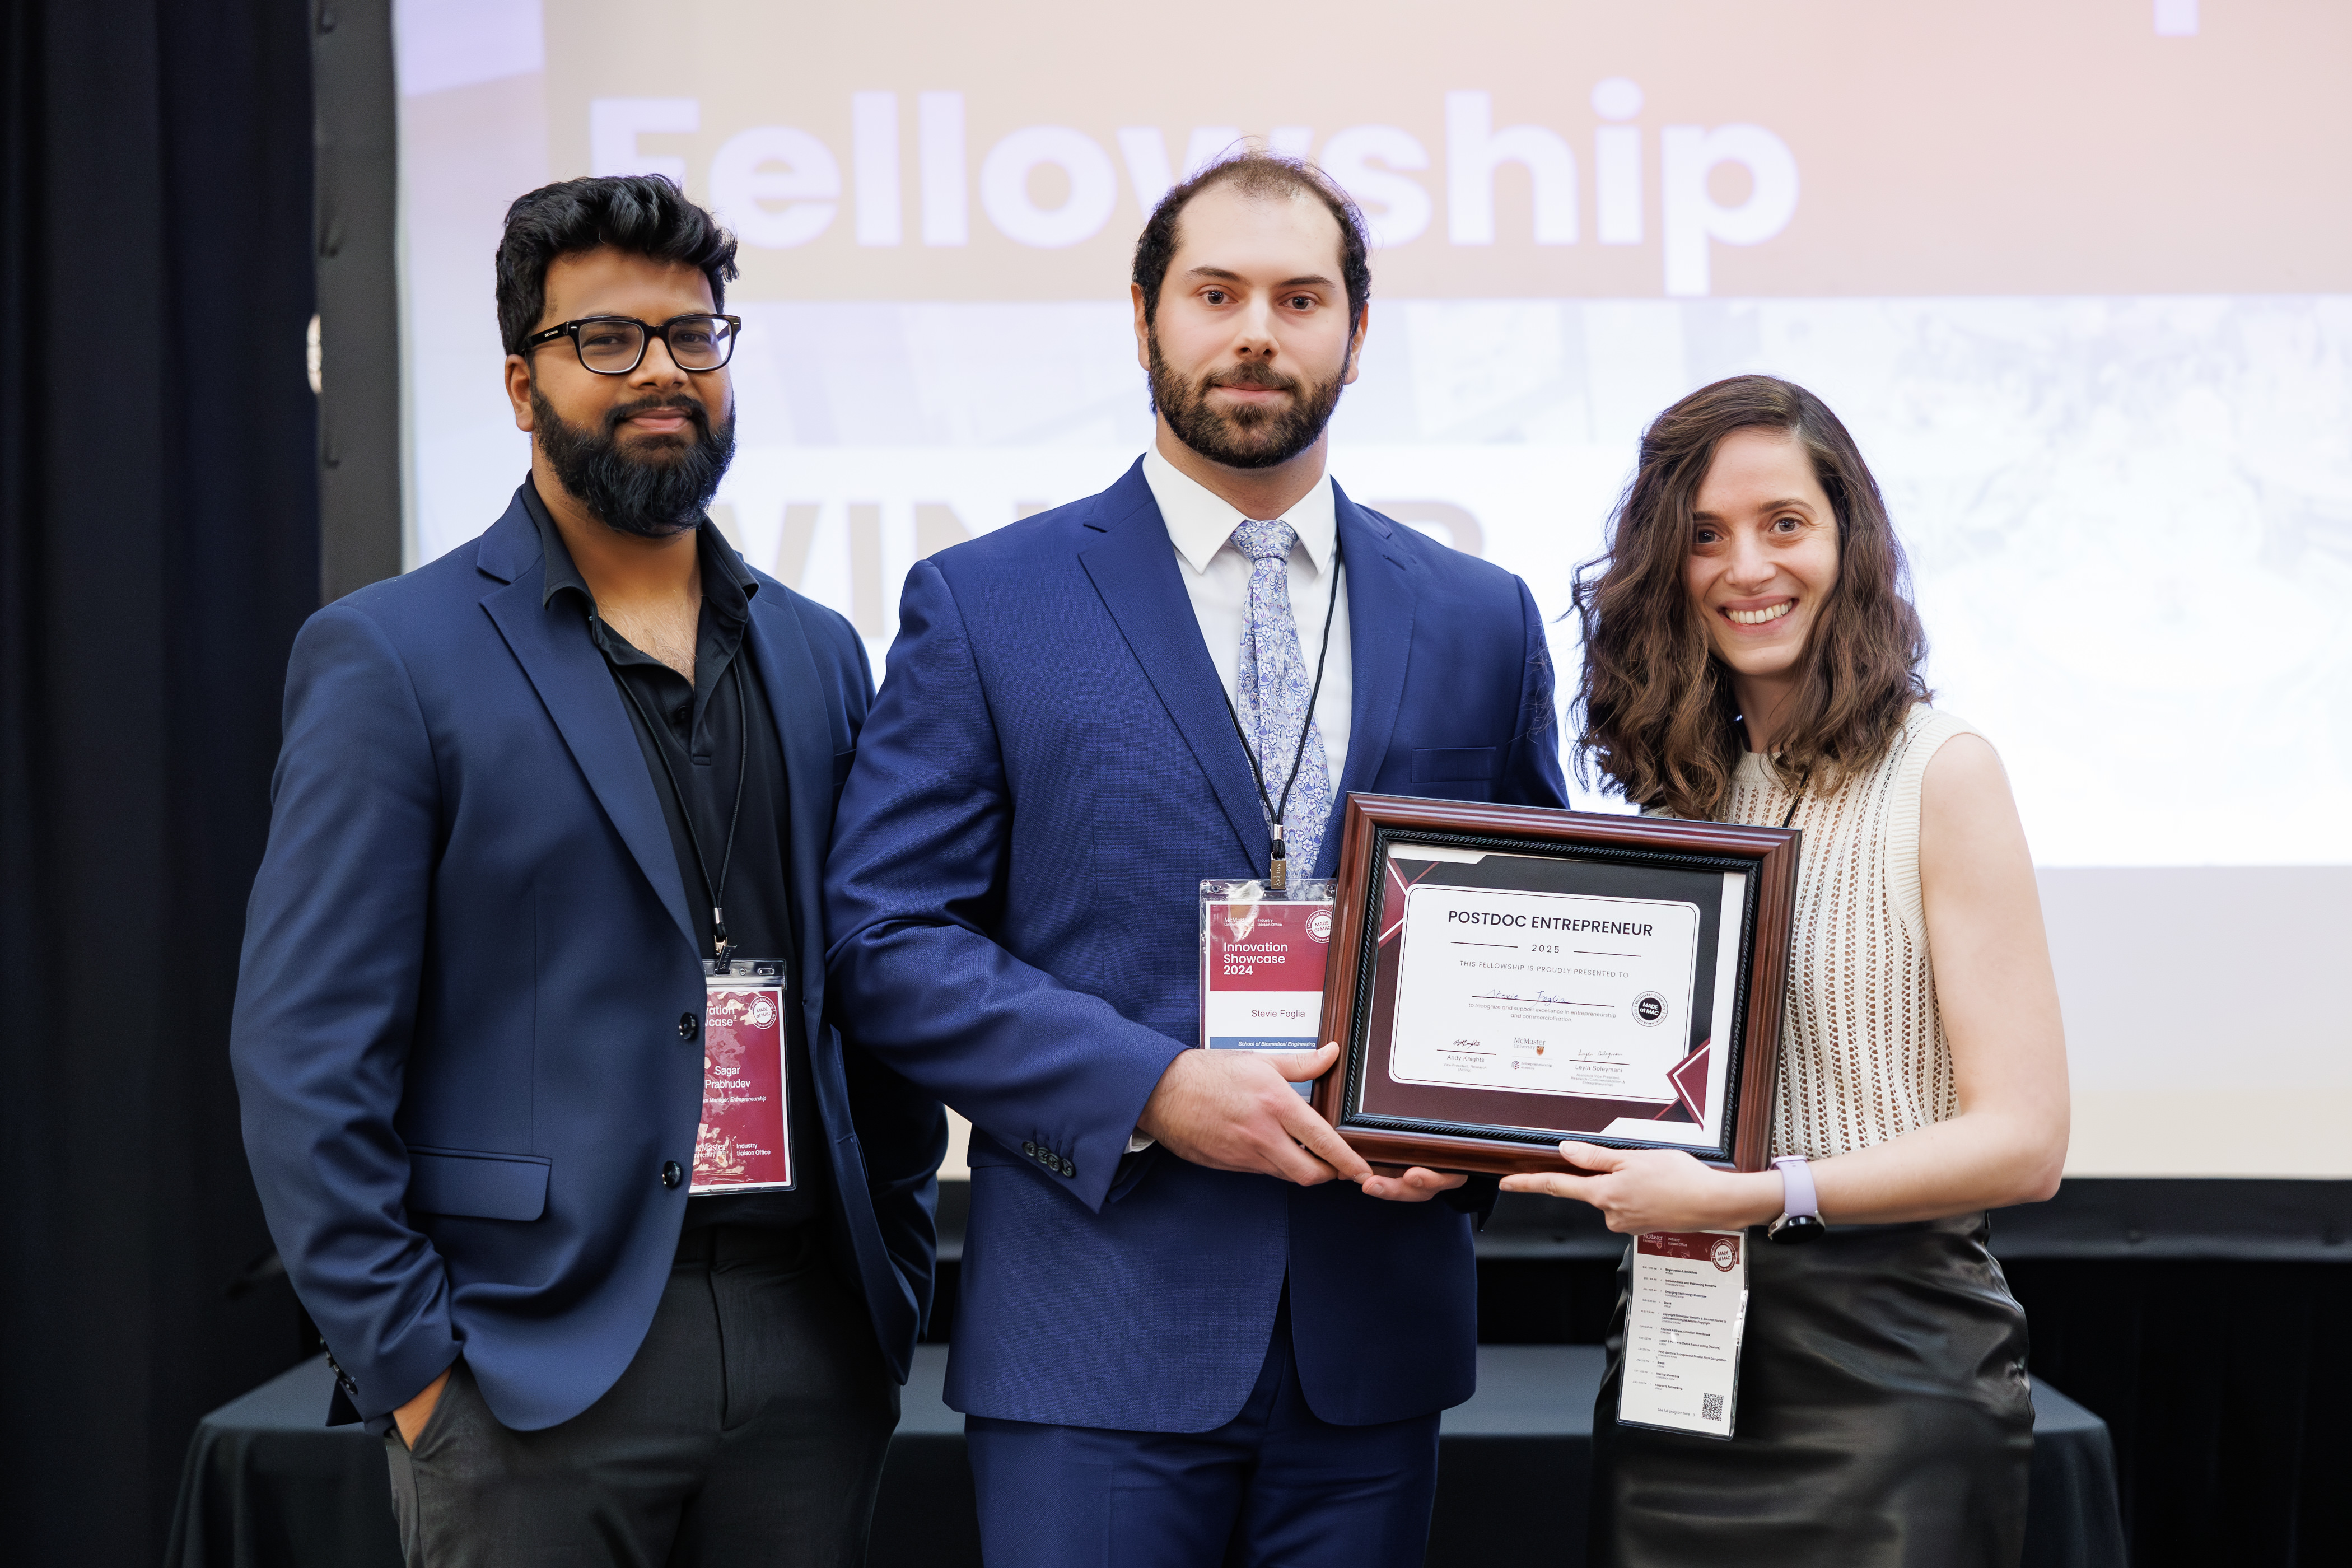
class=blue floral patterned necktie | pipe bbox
[1230,518,1334,879]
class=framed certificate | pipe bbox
[1311,795,1800,1175]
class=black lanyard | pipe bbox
[1777,766,1808,828]
[606,620,750,964]
[1217,544,1343,892]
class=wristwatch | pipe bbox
[1766,1155,1827,1244]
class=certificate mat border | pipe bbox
[1352,837,1749,1154]
[1310,795,1800,1175]
[1385,882,1704,1102]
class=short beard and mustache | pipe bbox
[1147,333,1346,471]
[530,389,736,540]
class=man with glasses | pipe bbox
[231,175,942,1567]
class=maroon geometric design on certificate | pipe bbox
[1667,1040,1711,1123]
[1378,856,1444,945]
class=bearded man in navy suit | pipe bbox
[824,154,1567,1567]
[232,176,941,1567]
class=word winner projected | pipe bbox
[1389,885,1701,1101]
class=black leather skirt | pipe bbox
[1591,1212,2034,1568]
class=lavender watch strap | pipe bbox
[1772,1155,1819,1220]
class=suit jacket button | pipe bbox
[1061,1159,1075,1177]
[678,1014,698,1039]
[1022,1141,1037,1158]
[661,1161,683,1188]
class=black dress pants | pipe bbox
[383,1224,899,1568]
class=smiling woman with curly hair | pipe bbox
[1574,375,1928,820]
[1504,375,2071,1568]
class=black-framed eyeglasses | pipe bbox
[520,314,742,375]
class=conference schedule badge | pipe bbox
[1619,1229,1749,1440]
[1201,878,1338,1094]
[690,958,795,1194]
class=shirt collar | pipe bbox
[1142,445,1337,578]
[519,475,757,618]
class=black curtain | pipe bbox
[2005,1257,2351,1567]
[0,2,319,1564]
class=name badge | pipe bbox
[1618,1229,1749,1439]
[690,959,794,1195]
[1200,879,1337,1093]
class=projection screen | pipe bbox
[391,0,2352,1175]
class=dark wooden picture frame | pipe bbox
[1311,794,1801,1176]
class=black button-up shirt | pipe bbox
[525,480,824,1233]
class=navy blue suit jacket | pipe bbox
[823,460,1566,1432]
[231,491,945,1432]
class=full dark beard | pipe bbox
[531,390,736,540]
[1147,335,1345,471]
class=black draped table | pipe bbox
[168,1343,2124,1567]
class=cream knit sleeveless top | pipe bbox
[1715,704,1980,1159]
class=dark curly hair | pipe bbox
[1572,375,1930,821]
[494,175,739,355]
[1132,150,1370,330]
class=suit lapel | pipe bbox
[1318,485,1418,876]
[1077,463,1268,872]
[477,525,701,957]
[742,589,839,1047]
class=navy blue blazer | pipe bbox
[231,491,945,1432]
[823,460,1566,1432]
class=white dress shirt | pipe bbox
[1131,449,1356,1151]
[1142,445,1353,786]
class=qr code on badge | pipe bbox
[1701,1393,1725,1423]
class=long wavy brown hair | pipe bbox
[1572,375,1928,820]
